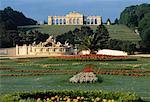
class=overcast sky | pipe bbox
[0,0,150,22]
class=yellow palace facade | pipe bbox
[48,11,102,25]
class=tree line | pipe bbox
[119,3,150,53]
[56,25,136,54]
[0,7,38,48]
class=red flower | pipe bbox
[83,67,93,72]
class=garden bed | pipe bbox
[50,54,137,61]
[1,90,142,102]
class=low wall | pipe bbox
[0,47,16,56]
[16,45,74,56]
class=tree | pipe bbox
[0,22,11,48]
[18,30,49,45]
[0,7,38,48]
[106,18,111,25]
[56,28,80,46]
[114,18,119,24]
[138,13,150,53]
[119,3,150,53]
[119,3,150,28]
[93,25,110,49]
[0,7,37,27]
[108,39,136,54]
[56,25,110,53]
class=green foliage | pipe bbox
[56,29,78,46]
[94,25,110,49]
[0,7,37,28]
[138,13,150,33]
[119,3,150,28]
[119,3,150,52]
[56,25,110,53]
[114,18,119,24]
[138,13,150,52]
[108,39,136,54]
[18,30,49,45]
[0,7,37,48]
[1,90,142,102]
[18,24,140,44]
[0,29,49,48]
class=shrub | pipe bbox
[1,90,142,102]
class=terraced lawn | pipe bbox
[18,24,141,44]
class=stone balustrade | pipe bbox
[16,44,73,56]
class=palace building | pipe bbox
[48,11,102,25]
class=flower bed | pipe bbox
[0,66,149,77]
[1,90,142,102]
[49,54,136,61]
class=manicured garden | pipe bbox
[0,56,150,101]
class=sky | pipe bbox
[0,0,150,23]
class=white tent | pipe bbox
[97,49,128,56]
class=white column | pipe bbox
[55,18,57,25]
[76,18,78,25]
[16,44,19,55]
[28,44,32,55]
[89,19,91,25]
[54,18,56,25]
[93,18,95,25]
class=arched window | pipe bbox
[91,19,94,24]
[95,19,97,24]
[63,19,66,24]
[52,19,55,24]
[56,19,59,24]
[77,18,79,24]
[87,19,90,24]
[60,19,62,24]
[73,18,76,24]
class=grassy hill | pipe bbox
[18,24,141,44]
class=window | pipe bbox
[63,19,66,24]
[91,19,94,24]
[69,18,72,24]
[77,18,79,24]
[87,19,90,24]
[56,19,59,24]
[73,19,76,24]
[60,19,62,24]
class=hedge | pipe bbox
[1,90,143,102]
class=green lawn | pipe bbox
[0,57,150,101]
[18,24,141,44]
